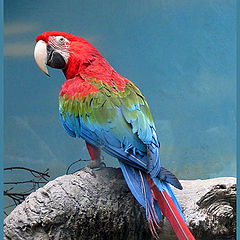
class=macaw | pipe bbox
[34,31,195,240]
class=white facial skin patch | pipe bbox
[48,36,70,64]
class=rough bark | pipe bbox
[4,167,236,240]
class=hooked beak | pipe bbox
[34,40,67,77]
[34,40,50,76]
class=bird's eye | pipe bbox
[55,36,69,46]
[59,38,65,43]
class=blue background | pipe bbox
[4,0,236,212]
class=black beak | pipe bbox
[47,45,66,69]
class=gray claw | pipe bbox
[86,159,106,169]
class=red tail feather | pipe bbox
[145,175,195,240]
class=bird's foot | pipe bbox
[86,156,106,170]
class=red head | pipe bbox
[34,31,102,79]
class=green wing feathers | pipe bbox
[59,78,155,146]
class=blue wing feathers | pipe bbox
[59,112,76,137]
[59,109,164,177]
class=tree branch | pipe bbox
[4,166,50,216]
[3,167,236,240]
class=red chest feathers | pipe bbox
[59,77,99,99]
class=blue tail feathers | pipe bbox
[120,161,186,233]
[159,167,183,190]
[119,162,162,228]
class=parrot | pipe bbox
[34,31,195,240]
